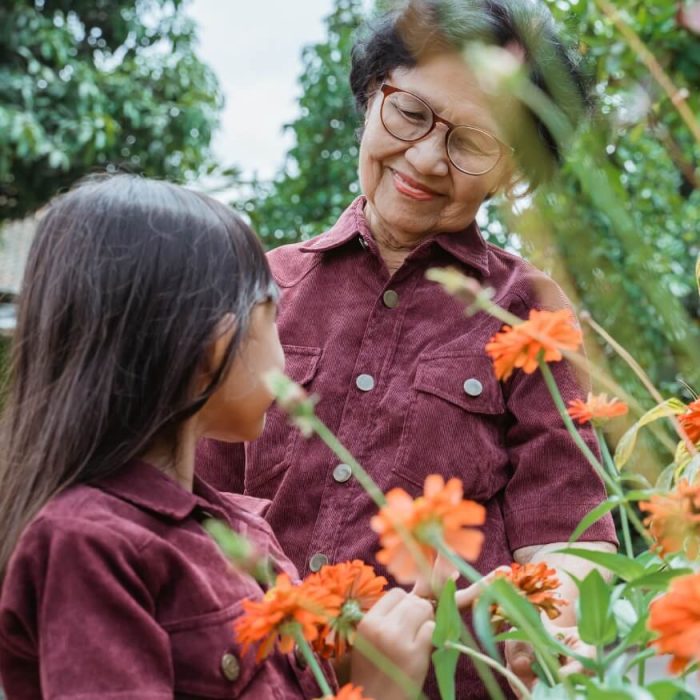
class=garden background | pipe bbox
[2,0,699,481]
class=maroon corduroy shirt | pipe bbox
[0,461,333,699]
[197,196,617,698]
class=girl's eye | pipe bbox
[398,107,428,122]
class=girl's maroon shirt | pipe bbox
[197,196,617,699]
[0,460,332,699]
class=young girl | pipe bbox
[0,175,435,699]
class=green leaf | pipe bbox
[614,399,686,470]
[623,568,694,591]
[569,500,618,542]
[555,547,646,581]
[431,648,459,700]
[646,679,694,700]
[575,569,617,646]
[432,578,460,646]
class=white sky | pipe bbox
[187,0,337,182]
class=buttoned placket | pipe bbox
[301,246,422,574]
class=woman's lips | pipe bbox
[390,169,438,201]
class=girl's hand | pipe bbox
[350,588,435,700]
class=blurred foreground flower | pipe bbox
[567,392,629,426]
[265,369,318,437]
[491,562,567,631]
[324,684,373,700]
[640,480,700,558]
[309,560,387,658]
[679,398,700,445]
[234,573,340,661]
[370,475,485,584]
[485,308,583,381]
[648,572,700,673]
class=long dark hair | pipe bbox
[0,174,277,574]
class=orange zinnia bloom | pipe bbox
[308,560,387,658]
[679,398,700,445]
[640,480,700,559]
[492,562,567,630]
[370,474,486,585]
[648,573,700,674]
[567,392,629,425]
[485,308,583,381]
[328,684,374,700]
[234,573,341,662]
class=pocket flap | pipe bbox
[283,345,321,386]
[414,354,504,415]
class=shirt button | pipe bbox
[463,378,483,397]
[383,290,399,308]
[356,374,375,392]
[358,236,369,250]
[333,463,352,483]
[220,652,241,681]
[309,552,329,572]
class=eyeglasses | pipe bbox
[378,83,510,176]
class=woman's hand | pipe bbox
[350,588,435,700]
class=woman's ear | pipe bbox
[199,313,237,381]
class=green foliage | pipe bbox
[237,0,364,246]
[0,0,222,221]
[522,0,700,405]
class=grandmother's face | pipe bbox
[359,50,512,242]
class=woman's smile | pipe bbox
[390,167,440,201]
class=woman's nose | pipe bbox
[404,128,450,177]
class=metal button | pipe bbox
[294,645,308,669]
[333,463,352,483]
[355,374,375,392]
[463,378,483,397]
[383,290,399,308]
[220,652,240,681]
[358,236,369,250]
[309,552,329,572]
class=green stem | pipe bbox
[538,360,651,544]
[434,539,482,584]
[352,631,427,700]
[594,427,634,559]
[458,623,507,700]
[444,640,531,699]
[292,627,333,698]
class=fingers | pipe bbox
[455,566,511,610]
[411,553,458,599]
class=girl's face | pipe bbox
[199,301,284,442]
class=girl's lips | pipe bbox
[390,169,438,201]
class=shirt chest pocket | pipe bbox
[245,345,321,497]
[168,602,283,699]
[391,354,507,502]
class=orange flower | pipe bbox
[640,480,700,558]
[370,474,486,585]
[234,573,341,662]
[308,560,387,658]
[648,573,700,673]
[485,308,583,381]
[326,684,374,700]
[492,562,567,629]
[567,392,629,425]
[679,398,700,445]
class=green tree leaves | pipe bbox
[0,0,222,222]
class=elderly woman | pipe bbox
[198,0,617,696]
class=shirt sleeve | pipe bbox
[0,518,173,699]
[196,438,246,493]
[501,292,618,551]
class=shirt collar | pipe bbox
[96,459,229,522]
[299,195,490,276]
